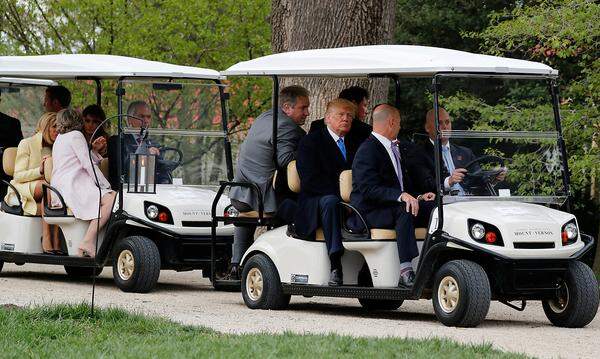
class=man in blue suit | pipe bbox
[350,104,435,287]
[295,98,359,286]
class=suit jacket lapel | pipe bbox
[371,135,400,186]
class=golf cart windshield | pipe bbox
[0,81,53,137]
[434,76,567,205]
[120,79,227,187]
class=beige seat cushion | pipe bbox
[2,147,17,177]
[339,170,352,203]
[238,211,273,218]
[370,228,428,240]
[100,158,109,179]
[287,160,301,193]
[315,228,324,241]
[44,156,53,182]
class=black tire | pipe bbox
[0,260,4,273]
[64,266,103,278]
[112,236,161,293]
[542,261,599,328]
[358,298,403,311]
[241,253,290,310]
[432,260,491,327]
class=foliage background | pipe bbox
[1,0,598,243]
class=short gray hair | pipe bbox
[56,108,83,134]
[127,100,150,117]
[279,86,309,107]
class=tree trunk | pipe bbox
[271,0,396,127]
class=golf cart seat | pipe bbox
[0,146,23,215]
[286,160,325,241]
[338,170,428,241]
[41,157,105,256]
[0,146,45,253]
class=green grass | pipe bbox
[0,304,527,358]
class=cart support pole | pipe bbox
[393,76,401,109]
[116,80,125,211]
[217,81,234,181]
[271,76,280,163]
[549,80,572,212]
[432,77,444,232]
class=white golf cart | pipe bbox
[0,55,235,292]
[217,45,599,327]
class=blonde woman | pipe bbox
[51,109,115,258]
[4,112,60,253]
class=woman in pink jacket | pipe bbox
[51,109,116,257]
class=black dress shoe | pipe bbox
[229,265,240,281]
[398,270,416,287]
[328,268,343,286]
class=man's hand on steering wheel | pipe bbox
[448,168,467,186]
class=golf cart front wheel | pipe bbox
[358,298,403,311]
[432,260,491,327]
[542,261,599,328]
[64,265,103,278]
[112,236,161,293]
[241,253,290,310]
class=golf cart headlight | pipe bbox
[146,205,159,219]
[563,222,578,240]
[470,223,485,240]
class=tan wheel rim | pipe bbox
[549,282,569,313]
[117,250,135,281]
[246,267,263,301]
[438,276,460,313]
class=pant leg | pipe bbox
[276,198,297,224]
[319,195,343,256]
[231,199,256,265]
[232,225,256,265]
[394,207,419,263]
[414,200,435,228]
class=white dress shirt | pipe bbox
[372,131,404,202]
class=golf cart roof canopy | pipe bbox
[0,77,57,87]
[0,54,223,80]
[222,45,558,78]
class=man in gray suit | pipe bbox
[229,85,309,278]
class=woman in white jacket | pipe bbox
[51,108,115,257]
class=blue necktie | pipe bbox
[336,138,347,161]
[391,140,404,192]
[442,146,464,195]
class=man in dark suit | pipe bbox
[228,86,309,279]
[107,101,170,188]
[411,108,505,195]
[295,98,359,286]
[0,92,24,198]
[350,104,436,287]
[309,86,372,146]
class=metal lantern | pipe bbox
[127,153,157,193]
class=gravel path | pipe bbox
[1,263,598,358]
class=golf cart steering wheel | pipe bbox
[155,147,184,183]
[462,155,506,195]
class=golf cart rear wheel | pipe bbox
[64,266,103,278]
[358,298,403,311]
[112,236,161,293]
[542,261,599,328]
[432,260,491,327]
[241,253,290,310]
